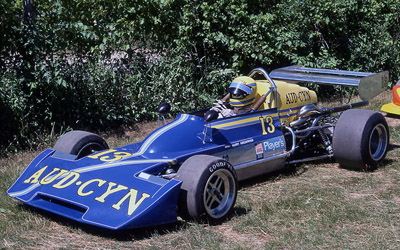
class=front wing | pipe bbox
[7,149,182,230]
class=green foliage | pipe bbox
[1,105,400,249]
[1,0,400,151]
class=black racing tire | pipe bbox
[175,155,238,222]
[53,130,109,159]
[332,109,389,171]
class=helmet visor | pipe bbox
[229,89,248,100]
[228,82,253,100]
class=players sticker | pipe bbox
[262,136,286,153]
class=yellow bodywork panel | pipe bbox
[253,80,317,124]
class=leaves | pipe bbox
[1,0,400,152]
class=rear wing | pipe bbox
[270,65,389,101]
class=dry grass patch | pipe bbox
[1,92,400,249]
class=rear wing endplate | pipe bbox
[270,65,389,101]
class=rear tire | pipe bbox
[175,155,238,222]
[53,130,109,159]
[332,109,389,171]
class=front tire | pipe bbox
[175,155,238,222]
[53,130,109,159]
[332,109,389,171]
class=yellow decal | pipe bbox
[87,149,117,159]
[52,171,80,189]
[22,167,151,216]
[24,166,48,184]
[112,189,151,216]
[260,116,276,135]
[40,168,69,185]
[95,182,129,203]
[77,178,106,196]
[100,152,133,162]
[87,149,132,163]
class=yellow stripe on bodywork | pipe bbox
[9,158,176,198]
[133,114,189,156]
[278,109,298,118]
[75,159,176,174]
[210,113,279,130]
[9,116,188,198]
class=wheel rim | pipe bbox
[77,142,107,159]
[369,124,388,161]
[203,169,236,219]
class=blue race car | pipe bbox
[7,67,390,230]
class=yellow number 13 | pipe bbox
[87,149,132,162]
[260,116,275,135]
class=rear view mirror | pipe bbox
[204,110,219,122]
[157,103,171,114]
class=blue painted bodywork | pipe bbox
[8,109,286,230]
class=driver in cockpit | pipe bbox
[211,76,257,118]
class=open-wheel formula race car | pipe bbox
[7,66,390,230]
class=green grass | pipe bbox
[1,91,400,249]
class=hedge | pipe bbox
[1,0,400,151]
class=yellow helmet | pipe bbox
[228,76,257,107]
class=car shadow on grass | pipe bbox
[388,142,400,152]
[20,202,248,241]
[20,156,394,241]
[20,203,191,240]
[237,163,310,190]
